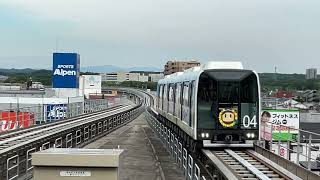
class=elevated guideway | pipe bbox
[141,89,320,180]
[0,91,144,180]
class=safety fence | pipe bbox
[260,122,320,172]
[2,102,144,180]
[0,99,109,133]
[146,108,207,180]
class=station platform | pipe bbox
[84,112,184,180]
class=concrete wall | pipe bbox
[300,113,320,123]
[53,88,79,98]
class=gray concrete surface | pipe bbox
[84,112,184,180]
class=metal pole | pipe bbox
[270,123,273,151]
[287,127,290,160]
[263,122,266,148]
[296,131,300,164]
[16,98,20,129]
[307,134,312,170]
[67,97,70,118]
[278,125,281,156]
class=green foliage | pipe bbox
[259,73,320,92]
[1,69,318,92]
[3,69,52,86]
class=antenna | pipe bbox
[274,66,277,81]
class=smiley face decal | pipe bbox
[219,109,238,128]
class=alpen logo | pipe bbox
[54,65,76,76]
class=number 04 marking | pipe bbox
[243,115,257,128]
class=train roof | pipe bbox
[158,61,251,84]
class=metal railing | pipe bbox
[0,99,109,133]
[3,104,143,180]
[146,109,207,180]
[261,122,320,171]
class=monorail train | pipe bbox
[155,62,260,148]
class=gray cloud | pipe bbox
[0,0,319,73]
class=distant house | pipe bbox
[274,91,294,98]
[0,75,8,81]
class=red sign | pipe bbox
[0,112,35,132]
[274,91,293,98]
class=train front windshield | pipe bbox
[197,70,259,131]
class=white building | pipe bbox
[79,75,102,98]
[149,73,164,82]
[101,72,129,82]
[101,71,163,83]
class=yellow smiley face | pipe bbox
[219,109,238,127]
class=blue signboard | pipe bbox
[52,53,80,88]
[46,104,68,121]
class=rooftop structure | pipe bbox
[164,60,200,75]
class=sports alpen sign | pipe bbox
[53,65,77,76]
[52,53,80,88]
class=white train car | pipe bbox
[156,62,261,148]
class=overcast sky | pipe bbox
[0,0,319,73]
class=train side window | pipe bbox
[182,82,189,124]
[183,82,189,105]
[163,84,167,110]
[169,84,176,115]
[172,84,177,104]
[166,84,169,112]
[159,85,162,98]
[190,81,195,127]
[175,82,181,118]
[169,84,174,103]
[173,83,176,105]
[159,85,163,109]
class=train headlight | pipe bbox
[246,133,251,138]
[246,133,255,139]
[250,133,255,138]
[205,133,209,138]
[201,133,205,138]
[201,133,210,139]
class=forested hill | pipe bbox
[0,69,52,85]
[0,68,319,91]
[0,69,98,86]
[259,73,320,91]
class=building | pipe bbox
[306,68,317,79]
[0,75,8,81]
[101,72,140,82]
[129,71,164,82]
[302,90,319,102]
[274,90,294,99]
[101,72,129,82]
[101,71,164,83]
[79,75,102,98]
[52,52,80,98]
[149,73,164,82]
[164,60,200,75]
